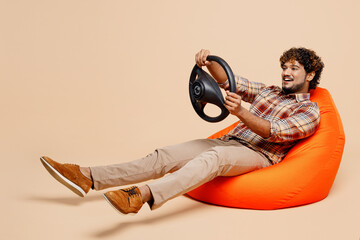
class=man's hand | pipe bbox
[224,91,243,117]
[195,49,228,85]
[225,90,271,138]
[195,49,212,67]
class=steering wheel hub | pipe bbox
[192,81,204,99]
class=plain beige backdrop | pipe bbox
[1,0,359,239]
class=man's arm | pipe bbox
[225,91,271,138]
[225,91,321,141]
[195,49,227,84]
[195,50,266,103]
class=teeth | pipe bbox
[283,76,293,81]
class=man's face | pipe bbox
[281,60,312,94]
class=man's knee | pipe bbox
[197,147,223,170]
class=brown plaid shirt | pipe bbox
[221,76,320,164]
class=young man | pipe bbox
[40,47,324,215]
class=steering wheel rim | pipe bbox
[189,55,236,122]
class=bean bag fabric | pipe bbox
[187,87,345,209]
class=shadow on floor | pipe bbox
[91,201,208,238]
[23,193,103,206]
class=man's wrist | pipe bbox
[235,106,246,118]
[218,80,228,88]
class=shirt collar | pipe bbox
[279,88,310,102]
[294,93,310,102]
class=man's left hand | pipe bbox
[224,91,243,117]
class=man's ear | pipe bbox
[306,71,315,82]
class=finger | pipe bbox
[196,50,205,66]
[224,102,232,110]
[201,49,210,65]
[195,52,201,67]
[224,104,232,112]
[224,103,235,113]
[225,94,240,103]
[226,91,242,100]
[226,91,238,97]
[196,49,208,67]
[225,99,238,108]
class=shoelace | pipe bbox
[122,186,140,198]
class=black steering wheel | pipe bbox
[189,55,236,122]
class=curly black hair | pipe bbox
[280,47,324,90]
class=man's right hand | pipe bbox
[195,49,212,67]
[194,49,228,85]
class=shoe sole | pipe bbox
[102,194,127,215]
[40,157,86,197]
[103,194,139,216]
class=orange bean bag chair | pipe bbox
[187,87,345,209]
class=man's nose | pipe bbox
[283,68,291,76]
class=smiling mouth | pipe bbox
[283,77,293,82]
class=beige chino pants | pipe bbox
[90,139,271,209]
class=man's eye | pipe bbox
[292,68,297,71]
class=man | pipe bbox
[40,47,324,215]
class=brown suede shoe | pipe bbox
[40,156,92,197]
[103,186,143,214]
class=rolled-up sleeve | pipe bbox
[235,75,266,103]
[266,103,320,143]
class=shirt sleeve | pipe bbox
[266,103,321,143]
[235,75,267,103]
